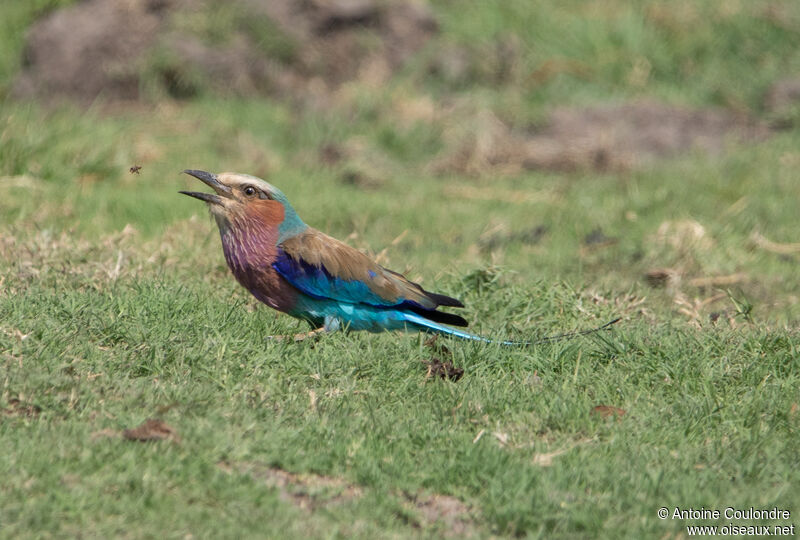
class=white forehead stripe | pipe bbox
[218,172,277,193]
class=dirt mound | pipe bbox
[13,0,437,103]
[434,101,770,174]
[14,0,167,102]
[764,77,800,127]
[764,77,800,113]
[247,0,437,86]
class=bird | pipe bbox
[180,170,619,343]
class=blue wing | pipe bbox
[272,249,402,307]
[274,233,468,328]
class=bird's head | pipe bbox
[180,170,307,242]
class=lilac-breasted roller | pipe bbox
[180,170,618,343]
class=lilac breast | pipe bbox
[219,224,298,313]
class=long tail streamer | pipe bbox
[405,313,622,346]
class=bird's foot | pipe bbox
[292,327,327,342]
[266,327,327,343]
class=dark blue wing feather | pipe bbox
[273,249,400,307]
[273,248,468,327]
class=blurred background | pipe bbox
[2,4,800,537]
[2,0,800,324]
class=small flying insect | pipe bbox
[129,165,142,175]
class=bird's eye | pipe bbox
[243,186,256,197]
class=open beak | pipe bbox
[180,169,233,205]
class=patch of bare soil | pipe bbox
[401,492,477,538]
[13,0,437,103]
[219,461,478,535]
[2,397,41,418]
[217,461,362,510]
[764,77,800,122]
[433,101,770,174]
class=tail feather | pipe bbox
[407,305,468,327]
[425,291,464,308]
[402,313,622,346]
[382,268,465,308]
[401,312,516,344]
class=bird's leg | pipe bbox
[266,327,327,342]
[291,327,327,342]
[266,316,340,343]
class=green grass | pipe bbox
[2,0,800,538]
